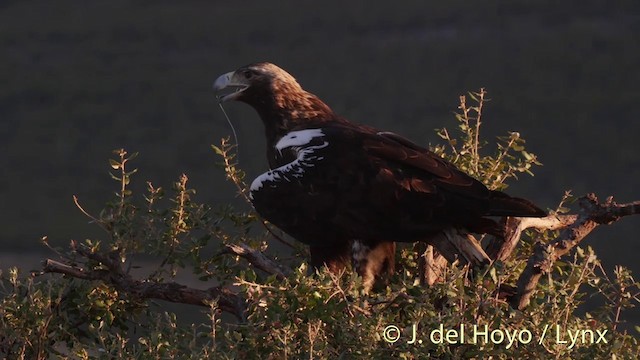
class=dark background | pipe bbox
[1,1,639,325]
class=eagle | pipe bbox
[213,62,545,289]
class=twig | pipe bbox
[73,195,108,233]
[261,221,296,249]
[224,243,291,280]
[473,89,485,174]
[325,270,356,317]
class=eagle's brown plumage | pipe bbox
[213,62,546,289]
[214,62,348,166]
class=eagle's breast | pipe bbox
[249,128,350,246]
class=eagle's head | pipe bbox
[213,63,339,133]
[213,62,302,104]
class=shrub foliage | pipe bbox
[1,91,639,359]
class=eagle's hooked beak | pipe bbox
[213,71,249,102]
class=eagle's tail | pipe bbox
[487,190,547,217]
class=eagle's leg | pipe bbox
[351,240,396,292]
[309,242,352,274]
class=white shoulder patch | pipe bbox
[275,129,324,152]
[250,128,328,195]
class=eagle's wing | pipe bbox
[365,131,490,198]
[364,130,545,218]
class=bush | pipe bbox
[1,90,638,359]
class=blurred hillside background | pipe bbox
[1,0,639,322]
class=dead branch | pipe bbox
[224,243,292,280]
[40,239,299,321]
[417,244,448,286]
[486,214,578,261]
[42,244,247,322]
[510,193,640,310]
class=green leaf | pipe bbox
[489,267,498,283]
[211,144,224,155]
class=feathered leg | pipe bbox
[352,240,396,292]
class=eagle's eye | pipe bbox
[242,70,254,79]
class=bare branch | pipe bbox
[42,246,248,321]
[70,240,125,276]
[510,194,640,310]
[486,214,578,261]
[417,244,448,286]
[225,243,291,280]
[42,259,101,280]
